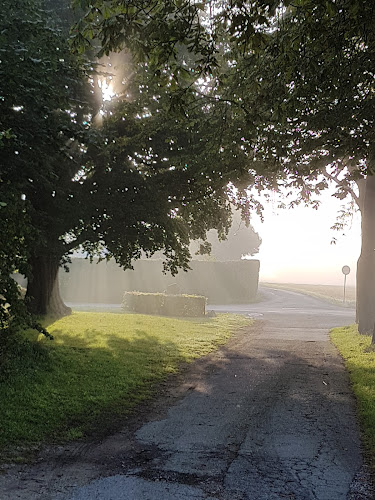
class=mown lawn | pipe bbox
[0,312,250,456]
[331,325,375,467]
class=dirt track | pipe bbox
[0,289,373,499]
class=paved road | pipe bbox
[211,286,355,329]
[2,288,370,499]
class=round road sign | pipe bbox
[342,265,351,275]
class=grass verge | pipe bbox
[0,312,250,459]
[262,282,356,307]
[331,325,375,469]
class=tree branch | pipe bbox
[324,170,360,206]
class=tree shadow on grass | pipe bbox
[0,326,186,450]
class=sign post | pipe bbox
[342,265,351,304]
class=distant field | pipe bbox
[261,282,356,307]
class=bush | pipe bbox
[122,292,206,317]
[123,292,165,315]
[163,294,206,317]
[0,327,51,383]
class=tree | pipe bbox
[191,209,261,261]
[0,0,97,317]
[250,1,374,333]
[227,0,374,333]
[73,0,374,333]
[5,0,373,328]
[0,186,30,329]
[82,63,255,273]
[1,0,255,317]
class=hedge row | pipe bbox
[59,258,260,305]
[122,292,206,317]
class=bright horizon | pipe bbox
[252,190,361,288]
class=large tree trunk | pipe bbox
[26,255,71,317]
[356,174,375,335]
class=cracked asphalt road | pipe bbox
[1,288,372,499]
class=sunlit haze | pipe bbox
[252,190,360,287]
[98,78,115,102]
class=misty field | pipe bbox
[0,312,250,458]
[262,282,356,306]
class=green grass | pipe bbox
[262,282,356,307]
[0,312,250,456]
[331,325,375,467]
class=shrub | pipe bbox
[163,294,206,317]
[122,292,206,317]
[123,292,165,315]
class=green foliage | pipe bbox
[71,0,281,79]
[162,294,206,317]
[0,0,93,254]
[68,0,375,210]
[0,191,30,329]
[6,0,371,320]
[0,327,51,384]
[231,1,373,197]
[85,65,255,274]
[123,292,165,315]
[122,292,206,317]
[0,0,96,317]
[192,209,261,260]
[71,0,218,74]
[331,325,375,467]
[72,0,374,195]
[1,0,257,317]
[0,312,250,453]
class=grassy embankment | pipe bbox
[331,326,375,470]
[0,312,250,460]
[261,282,356,307]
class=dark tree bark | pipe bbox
[356,174,375,335]
[26,255,71,317]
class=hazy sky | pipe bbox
[251,190,361,287]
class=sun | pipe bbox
[98,78,115,102]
